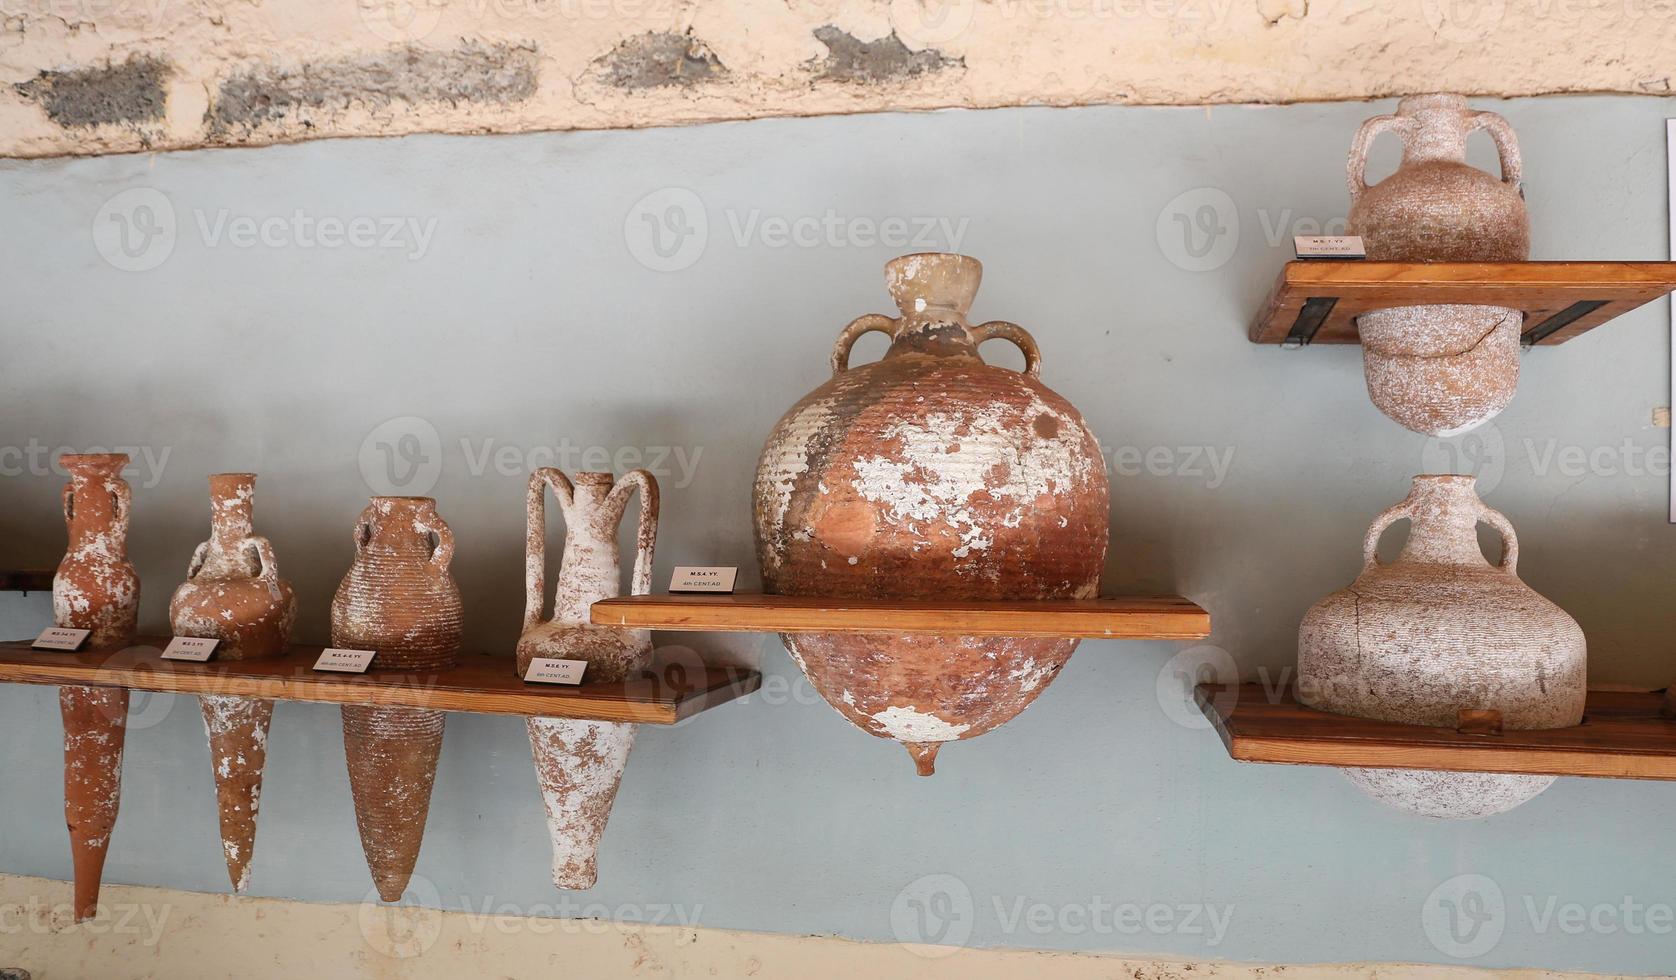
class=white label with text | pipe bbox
[1294,235,1366,258]
[162,636,219,662]
[32,627,90,651]
[524,658,588,685]
[669,566,738,593]
[313,648,376,673]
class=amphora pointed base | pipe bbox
[342,705,445,902]
[527,717,635,890]
[61,685,128,921]
[201,695,275,892]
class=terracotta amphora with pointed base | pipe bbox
[53,452,139,921]
[753,254,1110,775]
[169,473,296,893]
[330,496,461,902]
[517,468,657,889]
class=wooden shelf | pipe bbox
[591,594,1210,640]
[0,637,760,725]
[1249,261,1676,347]
[0,570,54,593]
[1196,684,1676,781]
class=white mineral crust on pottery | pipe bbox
[53,453,140,921]
[752,253,1109,776]
[1341,767,1555,820]
[1298,475,1586,819]
[518,468,658,890]
[169,473,295,893]
[526,718,636,889]
[1346,94,1529,263]
[1345,95,1530,434]
[198,694,275,893]
[1357,305,1522,436]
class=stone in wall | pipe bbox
[13,54,168,141]
[809,27,958,84]
[592,31,726,90]
[208,42,538,139]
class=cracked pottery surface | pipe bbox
[329,496,462,903]
[1347,95,1530,435]
[1298,475,1587,819]
[752,253,1109,775]
[518,468,658,889]
[1358,304,1522,437]
[53,453,139,921]
[168,473,295,894]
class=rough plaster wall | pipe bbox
[0,873,1620,979]
[3,0,1675,158]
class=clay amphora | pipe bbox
[1298,475,1586,819]
[518,468,658,889]
[1347,94,1528,263]
[168,473,296,893]
[752,253,1110,775]
[1347,95,1529,435]
[1357,304,1521,436]
[330,496,462,902]
[53,452,139,921]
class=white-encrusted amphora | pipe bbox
[517,468,658,889]
[1298,475,1586,818]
